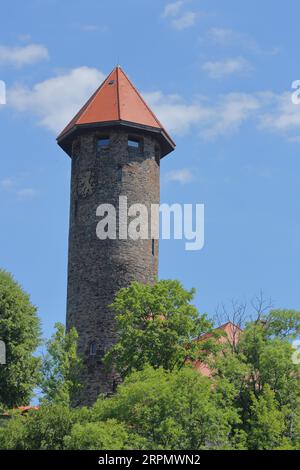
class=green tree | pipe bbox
[64,420,135,450]
[0,404,90,450]
[105,280,214,378]
[0,269,41,408]
[0,412,27,449]
[40,323,82,406]
[247,385,284,450]
[266,309,300,339]
[212,309,300,449]
[93,366,244,450]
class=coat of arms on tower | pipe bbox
[77,170,96,197]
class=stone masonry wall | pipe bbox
[66,128,160,405]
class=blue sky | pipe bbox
[0,0,300,339]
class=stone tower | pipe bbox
[57,66,175,405]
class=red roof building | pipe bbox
[194,322,243,377]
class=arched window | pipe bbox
[89,342,97,356]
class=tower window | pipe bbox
[116,165,123,182]
[128,137,141,149]
[112,380,118,393]
[89,342,97,356]
[97,136,110,149]
[74,199,78,218]
[152,239,155,256]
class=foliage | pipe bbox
[1,366,243,451]
[247,385,284,450]
[93,366,243,450]
[0,269,41,408]
[64,420,134,450]
[1,272,299,451]
[211,309,300,450]
[104,280,215,378]
[266,309,300,339]
[40,323,82,406]
[0,404,90,450]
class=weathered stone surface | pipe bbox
[66,129,160,405]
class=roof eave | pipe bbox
[57,120,176,158]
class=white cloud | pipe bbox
[149,89,300,141]
[6,68,262,141]
[0,177,36,199]
[208,28,242,47]
[81,24,99,32]
[0,44,49,67]
[16,188,36,199]
[166,168,194,184]
[12,68,258,140]
[203,93,261,139]
[145,90,260,139]
[7,66,300,143]
[0,178,15,189]
[162,1,197,30]
[162,1,184,17]
[144,91,212,136]
[18,34,32,42]
[8,66,105,133]
[202,57,252,79]
[208,27,259,51]
[81,24,108,33]
[171,11,197,30]
[259,92,300,140]
[207,27,280,56]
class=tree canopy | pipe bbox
[211,309,300,449]
[40,322,82,406]
[104,280,215,378]
[0,276,299,451]
[0,269,41,408]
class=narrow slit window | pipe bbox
[152,239,155,256]
[89,342,97,356]
[117,165,122,182]
[74,199,78,218]
[128,137,140,149]
[97,136,110,149]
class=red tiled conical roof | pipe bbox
[57,66,175,157]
